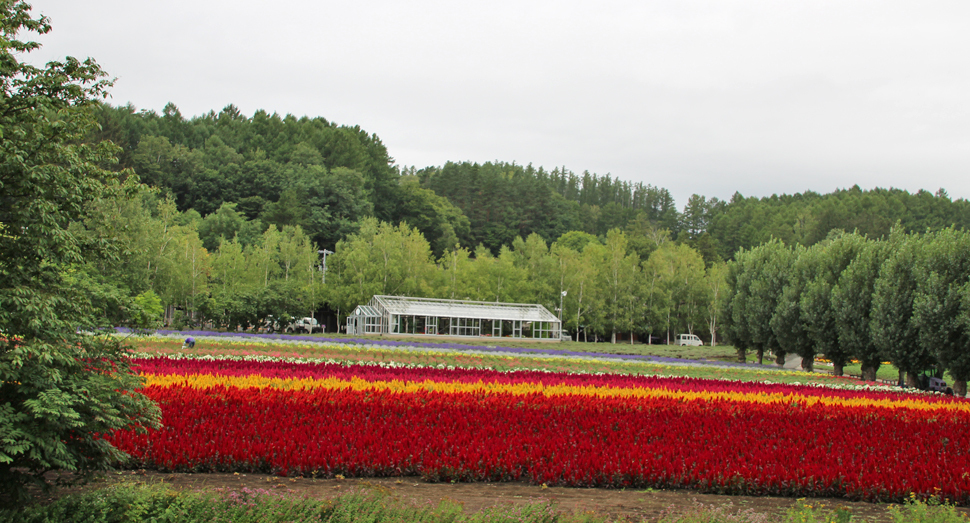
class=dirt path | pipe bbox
[89,471,930,522]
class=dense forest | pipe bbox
[75,187,721,346]
[72,102,970,351]
[92,103,970,262]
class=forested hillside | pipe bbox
[5,96,965,349]
[706,187,970,258]
[95,103,970,261]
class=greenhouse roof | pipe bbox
[350,305,381,317]
[371,295,559,323]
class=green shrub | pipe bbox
[888,496,970,523]
[782,501,852,523]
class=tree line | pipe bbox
[326,219,727,345]
[727,228,970,396]
[79,183,726,344]
[94,104,970,263]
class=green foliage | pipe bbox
[888,496,970,523]
[1,484,605,523]
[326,218,437,318]
[871,231,933,383]
[197,202,259,251]
[913,228,970,394]
[601,230,640,343]
[131,290,164,329]
[96,102,396,241]
[397,176,471,258]
[770,244,814,370]
[800,232,868,374]
[554,231,600,253]
[782,501,852,523]
[831,237,890,380]
[96,100,970,267]
[705,262,729,347]
[726,240,793,364]
[642,242,709,343]
[708,186,970,259]
[0,2,160,504]
[2,483,326,523]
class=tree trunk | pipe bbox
[801,356,814,372]
[953,380,967,397]
[898,369,905,387]
[860,364,876,381]
[775,352,785,366]
[611,331,616,344]
[756,349,764,365]
[736,347,747,364]
[833,362,844,377]
[905,372,919,388]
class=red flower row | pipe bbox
[109,381,970,503]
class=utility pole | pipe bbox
[318,249,334,284]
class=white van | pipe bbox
[674,334,703,346]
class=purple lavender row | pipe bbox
[114,327,780,370]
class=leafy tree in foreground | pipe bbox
[0,2,159,504]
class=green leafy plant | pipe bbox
[888,496,970,523]
[0,1,160,506]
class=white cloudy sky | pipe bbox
[26,0,970,207]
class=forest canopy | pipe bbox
[72,102,970,348]
[94,103,970,262]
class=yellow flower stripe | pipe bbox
[142,373,970,414]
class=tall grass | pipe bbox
[3,484,967,522]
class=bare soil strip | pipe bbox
[78,471,949,522]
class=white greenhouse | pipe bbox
[346,295,564,340]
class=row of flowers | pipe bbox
[128,336,893,392]
[110,355,970,504]
[132,356,950,403]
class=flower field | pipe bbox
[125,335,861,386]
[110,350,970,505]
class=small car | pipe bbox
[674,334,703,346]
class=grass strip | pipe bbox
[5,484,969,522]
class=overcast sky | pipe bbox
[26,0,970,207]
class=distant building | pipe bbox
[346,295,563,340]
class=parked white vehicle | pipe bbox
[674,333,703,346]
[285,317,324,334]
